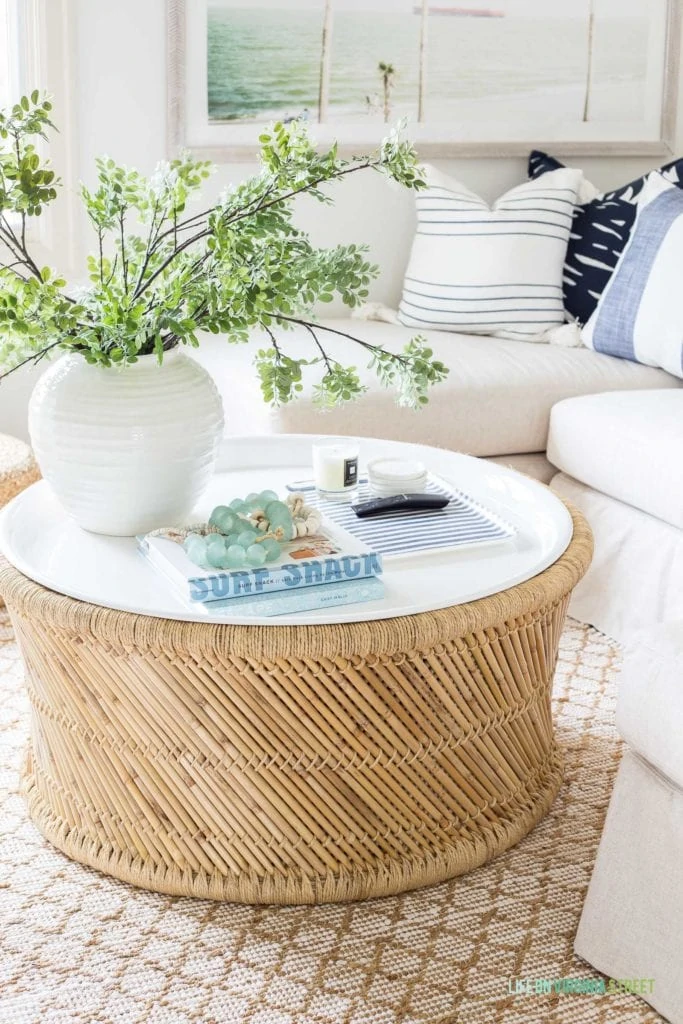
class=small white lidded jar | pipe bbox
[367,457,428,498]
[312,438,360,502]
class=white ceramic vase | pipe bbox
[28,349,225,536]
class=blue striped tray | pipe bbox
[286,477,516,559]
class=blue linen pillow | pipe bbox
[582,173,683,379]
[528,150,683,325]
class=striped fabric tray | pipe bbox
[286,477,516,559]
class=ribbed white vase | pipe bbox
[28,349,225,536]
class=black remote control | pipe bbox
[352,493,450,518]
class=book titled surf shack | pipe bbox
[139,530,383,605]
[191,551,382,603]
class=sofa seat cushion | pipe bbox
[551,472,683,644]
[548,390,683,529]
[196,320,681,457]
[617,623,683,789]
[486,453,555,484]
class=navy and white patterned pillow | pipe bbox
[529,150,683,325]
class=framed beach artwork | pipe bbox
[167,0,681,159]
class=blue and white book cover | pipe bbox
[138,523,382,604]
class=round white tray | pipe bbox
[0,434,572,626]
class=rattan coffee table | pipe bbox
[0,436,592,904]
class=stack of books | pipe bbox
[138,528,384,617]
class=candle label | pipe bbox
[343,457,358,488]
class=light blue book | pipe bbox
[194,576,385,617]
[138,530,382,604]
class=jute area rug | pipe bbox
[0,611,663,1024]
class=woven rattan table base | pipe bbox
[0,505,592,904]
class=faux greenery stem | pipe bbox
[276,314,411,366]
[133,162,372,303]
[0,93,448,408]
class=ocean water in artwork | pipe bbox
[207,1,648,126]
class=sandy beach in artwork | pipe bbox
[207,1,649,132]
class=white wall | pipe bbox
[2,0,682,440]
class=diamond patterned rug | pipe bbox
[0,612,663,1024]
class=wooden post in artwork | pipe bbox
[583,0,595,122]
[379,62,396,123]
[318,0,333,123]
[418,0,429,123]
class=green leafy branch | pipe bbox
[0,98,449,409]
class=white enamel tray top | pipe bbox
[0,434,573,627]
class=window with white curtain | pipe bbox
[0,0,77,269]
[0,0,23,239]
[0,0,22,110]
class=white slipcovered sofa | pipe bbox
[197,317,680,489]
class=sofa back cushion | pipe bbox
[529,150,683,326]
[397,165,582,342]
[582,173,683,379]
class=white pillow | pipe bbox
[398,165,583,342]
[582,172,683,379]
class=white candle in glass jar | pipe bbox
[312,439,359,500]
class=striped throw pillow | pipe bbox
[398,165,583,342]
[583,173,683,379]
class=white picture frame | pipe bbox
[167,0,681,161]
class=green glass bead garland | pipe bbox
[179,491,322,571]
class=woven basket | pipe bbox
[0,435,40,609]
[0,503,592,904]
